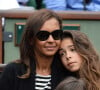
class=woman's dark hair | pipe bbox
[61,30,100,89]
[18,9,62,78]
[55,77,86,90]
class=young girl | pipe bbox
[59,30,100,90]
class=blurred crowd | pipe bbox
[0,0,100,11]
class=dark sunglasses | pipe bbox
[36,29,63,41]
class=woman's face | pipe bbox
[34,18,61,57]
[59,38,83,72]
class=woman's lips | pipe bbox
[45,46,56,50]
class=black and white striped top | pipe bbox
[35,74,51,90]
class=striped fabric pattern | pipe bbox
[35,74,51,90]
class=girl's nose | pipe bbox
[65,52,71,60]
[66,56,71,61]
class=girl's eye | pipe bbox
[70,48,76,52]
[60,53,64,56]
[59,52,66,57]
[59,49,66,57]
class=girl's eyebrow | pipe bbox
[68,45,75,48]
[59,45,75,52]
[59,48,66,53]
[59,48,63,51]
[60,45,74,50]
[59,48,65,52]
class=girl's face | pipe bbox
[34,18,61,57]
[59,38,83,72]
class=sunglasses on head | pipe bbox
[36,29,63,41]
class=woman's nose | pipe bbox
[47,35,55,42]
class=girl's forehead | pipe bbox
[61,38,73,46]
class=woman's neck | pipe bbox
[35,54,54,76]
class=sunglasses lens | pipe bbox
[36,31,49,41]
[52,30,63,40]
[36,30,63,41]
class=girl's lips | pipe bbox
[68,62,76,66]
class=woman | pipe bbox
[59,30,100,90]
[0,9,70,90]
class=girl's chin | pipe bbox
[68,68,79,72]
